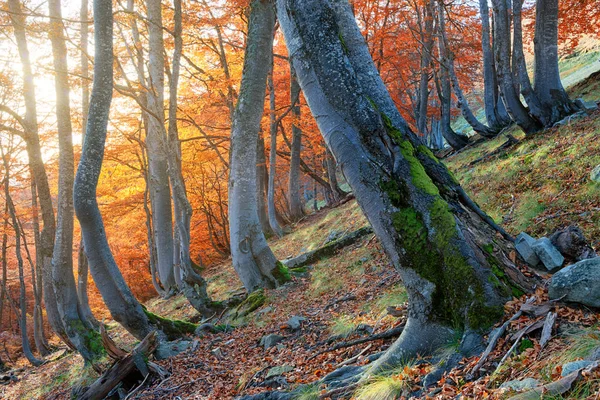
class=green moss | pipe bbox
[273,261,292,284]
[417,144,440,164]
[71,320,105,362]
[483,243,494,254]
[290,266,308,274]
[398,140,440,196]
[143,307,197,338]
[519,338,534,352]
[229,289,267,320]
[338,32,349,54]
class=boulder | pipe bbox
[574,98,598,113]
[549,257,600,308]
[500,378,540,391]
[532,237,564,272]
[154,339,192,360]
[549,226,596,261]
[283,316,305,331]
[266,365,294,378]
[260,334,285,349]
[561,360,595,377]
[591,164,600,183]
[515,233,540,267]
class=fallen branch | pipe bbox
[508,361,599,400]
[309,324,404,360]
[494,318,545,376]
[335,343,373,368]
[283,227,373,269]
[100,323,128,360]
[324,294,357,311]
[80,331,159,400]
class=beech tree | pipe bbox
[277,0,530,371]
[228,0,289,292]
[287,64,304,221]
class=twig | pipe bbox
[324,293,357,310]
[123,373,150,400]
[335,344,373,368]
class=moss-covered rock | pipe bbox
[143,307,198,339]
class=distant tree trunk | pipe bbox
[74,0,152,341]
[77,0,99,330]
[146,0,176,293]
[492,0,543,134]
[478,0,510,129]
[512,0,551,126]
[278,0,530,372]
[6,0,67,346]
[267,68,284,237]
[48,0,101,362]
[30,181,50,355]
[415,0,435,136]
[532,0,578,123]
[288,64,304,221]
[167,0,214,316]
[0,203,6,337]
[3,160,42,366]
[228,0,289,292]
[256,133,274,236]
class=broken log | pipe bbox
[283,227,373,269]
[80,331,158,400]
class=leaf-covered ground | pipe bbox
[4,74,600,400]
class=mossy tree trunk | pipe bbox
[228,0,290,292]
[277,0,534,372]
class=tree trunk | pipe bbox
[77,0,99,330]
[256,133,274,237]
[6,0,68,347]
[3,159,42,366]
[533,0,578,123]
[48,0,101,362]
[146,0,176,293]
[512,0,551,126]
[415,0,435,136]
[288,63,304,221]
[478,0,510,130]
[491,0,543,134]
[228,0,290,293]
[325,148,347,203]
[167,0,214,316]
[277,0,531,372]
[267,68,284,237]
[74,0,152,341]
[30,181,50,355]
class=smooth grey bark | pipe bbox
[438,1,498,138]
[167,0,213,315]
[415,0,435,136]
[0,202,7,339]
[435,11,468,150]
[492,0,543,134]
[3,158,42,366]
[532,0,578,123]
[6,0,67,347]
[256,133,274,237]
[267,68,284,237]
[30,180,50,355]
[478,0,510,129]
[512,0,551,126]
[288,64,304,221]
[228,0,289,292]
[74,0,152,340]
[48,0,99,361]
[277,0,528,372]
[77,0,99,330]
[146,0,176,292]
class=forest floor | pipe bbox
[4,57,600,400]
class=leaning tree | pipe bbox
[276,0,535,372]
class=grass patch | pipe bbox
[355,363,415,400]
[293,384,320,400]
[514,191,547,231]
[329,315,358,338]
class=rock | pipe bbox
[532,237,564,272]
[515,233,540,267]
[549,226,597,261]
[284,316,305,331]
[423,353,462,387]
[575,98,598,113]
[260,334,285,349]
[211,347,224,360]
[321,365,364,389]
[561,360,595,376]
[549,257,600,308]
[325,230,342,243]
[256,306,273,316]
[591,165,600,183]
[155,340,192,360]
[586,346,600,361]
[500,378,540,391]
[266,365,294,378]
